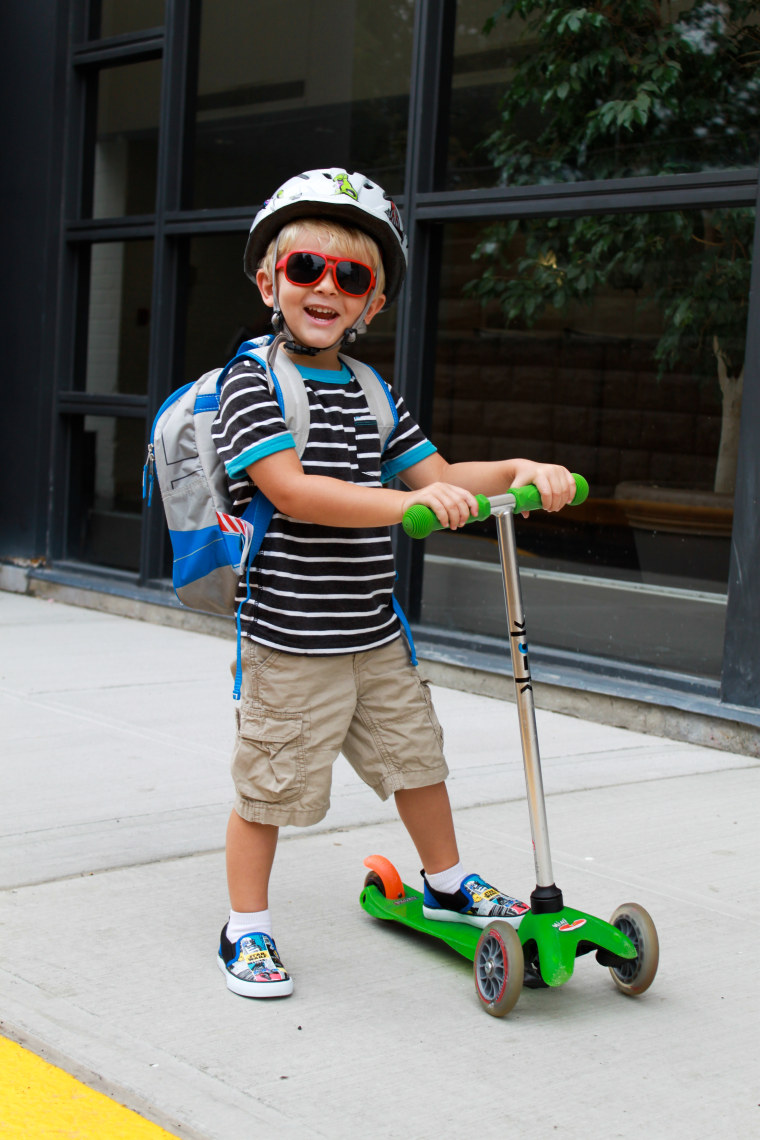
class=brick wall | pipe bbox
[432,328,723,498]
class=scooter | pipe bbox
[360,476,659,1017]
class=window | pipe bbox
[84,240,154,394]
[90,60,161,218]
[96,0,165,38]
[191,0,415,209]
[422,205,753,678]
[446,1,760,190]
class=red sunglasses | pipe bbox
[275,249,377,298]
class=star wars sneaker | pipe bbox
[421,872,530,929]
[217,925,294,998]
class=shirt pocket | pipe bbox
[353,416,382,482]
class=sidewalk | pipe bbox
[1,590,757,1139]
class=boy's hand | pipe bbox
[508,460,577,516]
[401,482,480,531]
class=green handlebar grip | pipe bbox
[401,475,588,539]
[570,472,589,505]
[511,473,589,513]
[402,493,491,539]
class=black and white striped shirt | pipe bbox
[212,356,436,654]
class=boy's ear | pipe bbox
[364,293,387,326]
[256,268,275,309]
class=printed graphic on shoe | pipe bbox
[217,925,294,998]
[422,873,530,929]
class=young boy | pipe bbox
[212,168,577,998]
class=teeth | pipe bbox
[307,306,337,317]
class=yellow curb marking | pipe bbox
[0,1036,179,1139]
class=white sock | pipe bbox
[227,908,273,942]
[425,862,466,895]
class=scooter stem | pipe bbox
[493,504,563,912]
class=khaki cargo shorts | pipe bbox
[230,636,448,827]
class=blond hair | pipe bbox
[259,218,386,296]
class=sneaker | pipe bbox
[421,872,530,929]
[217,925,294,998]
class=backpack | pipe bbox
[142,334,404,695]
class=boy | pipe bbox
[212,168,577,998]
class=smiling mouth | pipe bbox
[305,305,339,321]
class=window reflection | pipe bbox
[98,0,165,38]
[91,61,161,218]
[448,0,760,190]
[68,415,144,572]
[423,209,753,678]
[185,234,272,381]
[191,0,414,209]
[84,240,153,395]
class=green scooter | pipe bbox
[360,476,659,1017]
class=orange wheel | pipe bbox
[362,855,404,899]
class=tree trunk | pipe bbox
[713,336,744,496]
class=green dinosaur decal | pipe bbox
[333,173,358,200]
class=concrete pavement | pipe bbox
[1,590,758,1139]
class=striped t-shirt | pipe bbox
[211,355,436,654]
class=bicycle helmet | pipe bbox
[244,168,407,354]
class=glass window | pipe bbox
[191,0,414,210]
[184,233,272,381]
[422,206,754,678]
[91,60,161,217]
[447,0,760,190]
[67,414,144,572]
[184,232,398,383]
[98,1,165,38]
[84,240,154,395]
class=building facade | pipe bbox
[3,0,760,743]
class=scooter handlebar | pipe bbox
[401,473,589,539]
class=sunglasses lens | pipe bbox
[335,260,372,296]
[286,251,326,285]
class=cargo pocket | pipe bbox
[232,707,305,804]
[419,677,444,750]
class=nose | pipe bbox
[313,265,338,294]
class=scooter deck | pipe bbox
[360,877,638,986]
[359,880,481,961]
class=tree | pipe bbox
[467,1,760,493]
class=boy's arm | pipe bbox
[247,449,482,531]
[400,453,578,514]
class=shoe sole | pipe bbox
[422,905,526,930]
[217,954,294,998]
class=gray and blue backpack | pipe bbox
[143,334,408,696]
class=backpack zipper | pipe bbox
[142,442,155,505]
[142,381,195,506]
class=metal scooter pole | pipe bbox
[493,501,564,915]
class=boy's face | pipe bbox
[256,228,387,366]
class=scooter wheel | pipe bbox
[362,855,405,899]
[608,902,659,996]
[363,871,386,895]
[474,920,524,1017]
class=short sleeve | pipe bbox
[379,388,437,484]
[211,359,296,476]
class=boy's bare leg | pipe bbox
[226,809,278,911]
[394,782,459,874]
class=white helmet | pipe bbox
[244,168,408,306]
